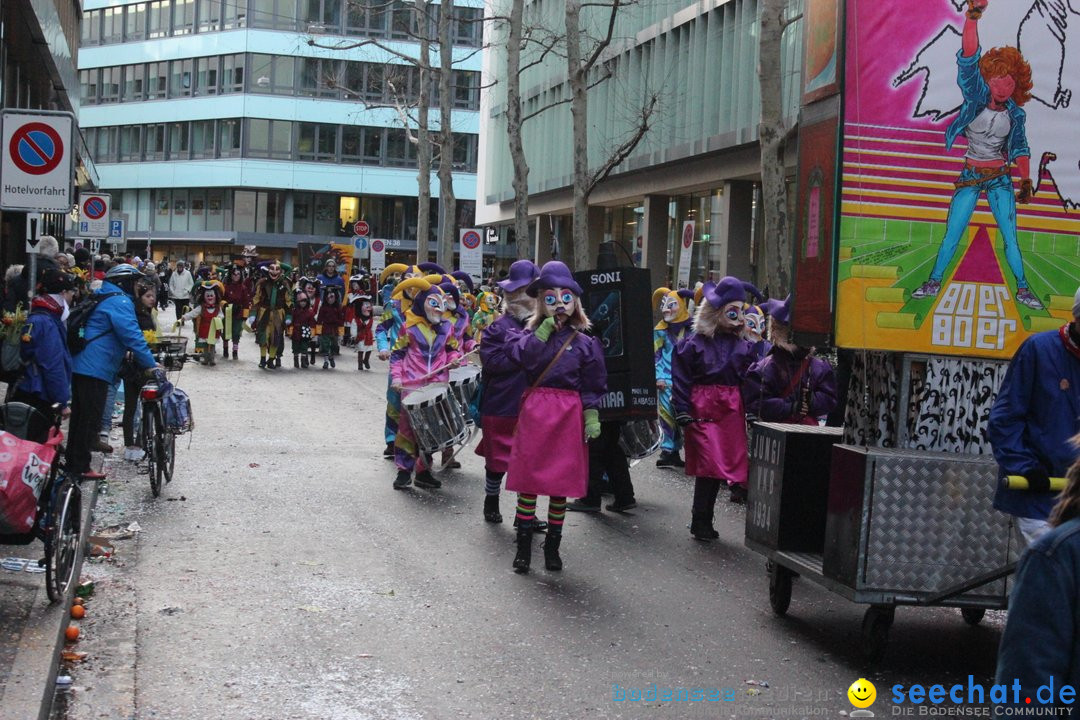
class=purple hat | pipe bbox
[439,278,461,304]
[418,261,446,275]
[450,270,475,293]
[702,276,764,309]
[498,259,540,292]
[526,261,583,298]
[760,295,792,325]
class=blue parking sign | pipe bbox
[109,220,124,238]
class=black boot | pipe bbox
[513,522,534,574]
[543,530,563,571]
[223,343,230,358]
[232,344,238,360]
[259,357,267,369]
[483,494,503,523]
[301,355,309,369]
[414,470,441,489]
[383,442,395,459]
[310,350,317,366]
[393,470,412,489]
[689,512,720,541]
[294,354,300,368]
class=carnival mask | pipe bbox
[743,312,763,343]
[660,295,681,323]
[718,301,744,333]
[297,293,309,307]
[268,264,282,279]
[424,292,446,324]
[203,289,217,307]
[445,295,458,312]
[541,287,576,319]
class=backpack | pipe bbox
[161,386,194,434]
[67,292,121,356]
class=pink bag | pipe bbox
[0,429,60,535]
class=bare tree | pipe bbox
[436,0,457,268]
[756,0,801,296]
[504,0,531,260]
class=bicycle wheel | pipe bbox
[46,478,82,603]
[144,404,160,497]
[162,429,176,485]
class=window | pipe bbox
[385,64,418,103]
[390,1,417,40]
[299,57,336,97]
[218,118,241,157]
[119,126,143,161]
[341,126,362,164]
[250,0,274,28]
[145,123,167,160]
[252,0,296,29]
[195,57,219,95]
[269,120,292,159]
[80,69,97,105]
[100,67,121,103]
[363,63,384,102]
[170,59,194,97]
[453,6,482,47]
[385,127,415,167]
[452,133,477,171]
[147,62,168,99]
[251,54,294,94]
[304,0,341,33]
[148,0,169,38]
[222,0,244,28]
[363,126,382,162]
[345,0,386,37]
[192,120,216,158]
[95,126,118,163]
[168,122,190,159]
[82,10,101,45]
[125,3,147,40]
[197,0,219,31]
[173,0,196,34]
[297,123,337,161]
[452,70,478,110]
[222,54,245,93]
[122,65,145,101]
[103,7,125,43]
[246,119,291,159]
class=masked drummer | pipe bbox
[474,260,540,524]
[389,275,461,490]
[376,263,421,459]
[503,261,607,574]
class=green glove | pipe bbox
[533,316,557,342]
[584,408,601,439]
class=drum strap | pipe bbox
[531,331,578,390]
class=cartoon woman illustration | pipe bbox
[911,0,1044,310]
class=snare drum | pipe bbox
[618,418,662,460]
[402,383,469,453]
[448,366,481,424]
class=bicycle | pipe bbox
[139,336,195,497]
[0,403,80,603]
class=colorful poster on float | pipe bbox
[836,0,1080,359]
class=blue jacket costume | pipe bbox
[988,327,1080,520]
[16,298,72,407]
[655,321,690,454]
[71,281,157,383]
[945,47,1029,162]
[995,517,1080,704]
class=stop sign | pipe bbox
[353,220,370,237]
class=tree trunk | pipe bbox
[436,0,457,270]
[415,2,432,263]
[757,0,791,297]
[565,0,591,271]
[505,0,531,260]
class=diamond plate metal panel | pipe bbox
[862,449,1011,600]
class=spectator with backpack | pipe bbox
[66,264,160,481]
[10,269,76,414]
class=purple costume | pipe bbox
[504,325,607,498]
[672,332,756,485]
[742,346,838,424]
[475,314,529,472]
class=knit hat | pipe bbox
[701,276,764,309]
[498,260,540,293]
[526,261,582,297]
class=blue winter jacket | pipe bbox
[945,47,1030,163]
[15,300,72,407]
[71,281,157,383]
[995,517,1080,705]
[988,328,1080,520]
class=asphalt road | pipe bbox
[62,340,1007,720]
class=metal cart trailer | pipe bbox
[744,423,1018,662]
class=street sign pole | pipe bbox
[25,212,40,302]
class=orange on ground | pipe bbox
[64,626,79,642]
[70,605,85,619]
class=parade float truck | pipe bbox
[744,0,1078,661]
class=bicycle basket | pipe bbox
[161,387,194,434]
[152,335,188,355]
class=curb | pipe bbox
[1,471,100,720]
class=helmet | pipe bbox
[104,263,144,296]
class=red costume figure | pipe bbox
[290,291,317,369]
[183,281,226,366]
[315,286,345,369]
[223,265,252,360]
[353,294,375,371]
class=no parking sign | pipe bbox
[78,193,112,237]
[0,110,74,212]
[370,239,386,275]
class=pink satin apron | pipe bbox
[476,415,517,473]
[506,387,587,497]
[684,384,748,486]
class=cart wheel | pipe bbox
[769,565,794,616]
[861,606,895,663]
[960,608,986,626]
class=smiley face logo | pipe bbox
[848,678,877,709]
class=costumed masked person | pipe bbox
[251,262,293,369]
[504,261,607,574]
[389,276,460,490]
[673,276,762,538]
[290,291,317,368]
[344,274,367,348]
[181,280,226,366]
[223,264,252,360]
[742,296,838,425]
[475,260,540,524]
[450,270,477,321]
[440,276,476,355]
[375,263,421,458]
[470,291,502,342]
[316,285,345,369]
[742,304,770,361]
[652,287,694,470]
[316,257,345,297]
[353,293,375,371]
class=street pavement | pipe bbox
[53,337,1006,720]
